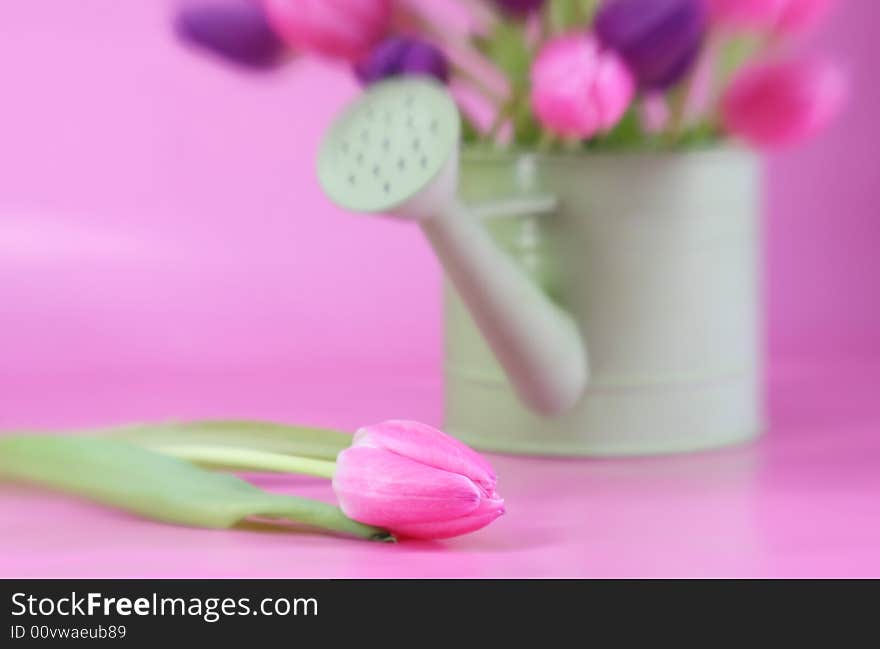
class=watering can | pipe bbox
[318,79,762,456]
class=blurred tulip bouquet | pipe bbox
[176,0,847,150]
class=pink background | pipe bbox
[1,1,878,578]
[0,0,876,383]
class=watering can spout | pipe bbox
[421,200,588,416]
[317,78,587,415]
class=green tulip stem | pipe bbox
[154,445,337,480]
[105,420,352,461]
[0,436,390,542]
[537,129,558,152]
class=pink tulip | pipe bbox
[332,420,504,540]
[721,57,847,149]
[775,0,836,36]
[262,0,392,62]
[705,0,836,37]
[531,34,635,140]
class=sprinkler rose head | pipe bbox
[318,78,461,221]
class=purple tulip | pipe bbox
[354,37,450,86]
[493,0,546,16]
[594,0,707,90]
[174,0,286,70]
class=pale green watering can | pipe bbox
[319,79,762,457]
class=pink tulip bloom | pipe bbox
[705,0,836,37]
[332,420,504,540]
[262,0,392,62]
[721,57,847,149]
[775,0,836,35]
[530,34,635,140]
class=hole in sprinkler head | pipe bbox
[383,182,391,194]
[398,158,406,170]
[420,156,428,169]
[356,153,365,165]
[382,138,390,151]
[412,138,421,151]
[372,165,381,177]
[348,175,356,185]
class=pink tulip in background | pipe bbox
[706,0,836,37]
[333,421,505,540]
[530,34,634,139]
[262,0,393,62]
[722,57,847,149]
[775,0,836,36]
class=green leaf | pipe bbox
[544,0,598,34]
[480,21,532,90]
[719,35,764,83]
[591,107,643,150]
[674,122,724,150]
[513,99,542,147]
[461,117,481,144]
[0,436,392,542]
[104,420,352,461]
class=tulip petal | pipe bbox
[594,0,706,90]
[354,37,409,84]
[333,447,482,526]
[531,34,634,139]
[353,420,498,495]
[355,37,450,86]
[263,0,392,62]
[721,57,847,149]
[776,0,836,36]
[706,0,835,37]
[493,0,545,17]
[391,495,506,540]
[593,51,637,131]
[705,0,786,29]
[174,0,285,69]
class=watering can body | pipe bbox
[441,148,763,456]
[315,79,762,456]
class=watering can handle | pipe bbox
[421,198,588,416]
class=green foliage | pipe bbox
[580,108,723,152]
[544,0,599,33]
[674,121,724,150]
[461,116,482,144]
[476,20,532,93]
[512,98,543,146]
[474,19,537,145]
[719,35,764,83]
[590,107,643,149]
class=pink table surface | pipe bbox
[1,356,878,579]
